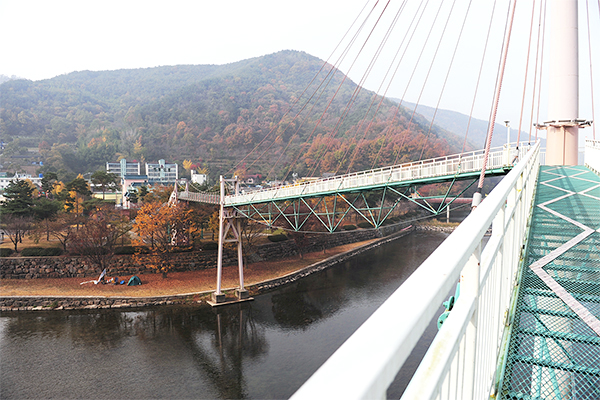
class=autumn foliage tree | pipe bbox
[132,201,193,277]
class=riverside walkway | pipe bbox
[497,165,600,398]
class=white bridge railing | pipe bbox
[179,143,531,206]
[585,139,600,174]
[223,143,530,206]
[178,191,220,204]
[291,141,541,400]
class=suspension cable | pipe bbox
[226,0,375,177]
[461,0,500,154]
[528,0,544,143]
[516,0,537,146]
[368,0,431,169]
[534,0,547,142]
[326,0,408,176]
[389,0,447,167]
[418,0,472,161]
[303,0,394,178]
[334,0,410,175]
[585,0,597,139]
[473,0,518,207]
[263,0,382,181]
[341,1,422,174]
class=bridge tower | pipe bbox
[210,176,251,305]
[539,0,591,165]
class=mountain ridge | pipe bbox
[1,51,464,181]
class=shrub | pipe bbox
[357,222,373,229]
[115,246,150,255]
[170,246,193,253]
[201,241,219,251]
[267,234,288,242]
[21,247,63,256]
[0,248,14,257]
[72,247,110,256]
[342,224,357,231]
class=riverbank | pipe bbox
[1,227,419,311]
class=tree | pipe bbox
[32,197,62,241]
[41,172,58,198]
[46,213,78,251]
[70,206,131,273]
[239,218,264,261]
[0,180,34,217]
[138,185,149,202]
[66,176,92,197]
[0,215,33,252]
[91,170,119,200]
[63,176,92,219]
[208,211,219,241]
[132,202,193,277]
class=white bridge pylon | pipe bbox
[209,176,251,305]
[179,143,531,207]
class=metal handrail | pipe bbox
[177,143,531,207]
[585,139,600,174]
[291,141,541,400]
[222,142,531,206]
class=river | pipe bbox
[0,231,450,399]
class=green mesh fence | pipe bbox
[499,166,600,399]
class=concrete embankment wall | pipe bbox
[1,223,410,280]
[0,224,415,311]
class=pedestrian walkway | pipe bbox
[499,165,600,399]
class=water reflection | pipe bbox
[1,231,449,399]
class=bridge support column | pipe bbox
[211,176,250,305]
[537,0,592,164]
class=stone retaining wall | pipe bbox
[415,224,457,233]
[1,223,411,280]
[0,251,234,280]
[0,295,202,311]
[0,226,415,311]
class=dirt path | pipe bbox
[1,240,377,298]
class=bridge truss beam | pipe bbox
[229,171,501,233]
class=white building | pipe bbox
[146,159,178,184]
[0,172,43,191]
[191,170,208,185]
[106,159,141,178]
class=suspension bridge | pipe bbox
[170,0,599,397]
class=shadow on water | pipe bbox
[1,231,450,399]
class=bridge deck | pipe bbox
[180,144,530,206]
[499,165,600,399]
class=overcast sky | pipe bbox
[1,0,598,142]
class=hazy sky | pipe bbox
[1,0,599,142]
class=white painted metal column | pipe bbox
[212,176,226,303]
[211,176,250,305]
[545,0,579,165]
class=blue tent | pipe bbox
[127,275,142,286]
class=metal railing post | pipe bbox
[461,242,481,398]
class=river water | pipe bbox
[0,231,449,399]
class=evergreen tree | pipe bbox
[91,170,119,200]
[0,180,34,217]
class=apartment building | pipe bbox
[145,159,178,184]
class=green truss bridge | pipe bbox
[177,143,529,232]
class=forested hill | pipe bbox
[1,50,463,182]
